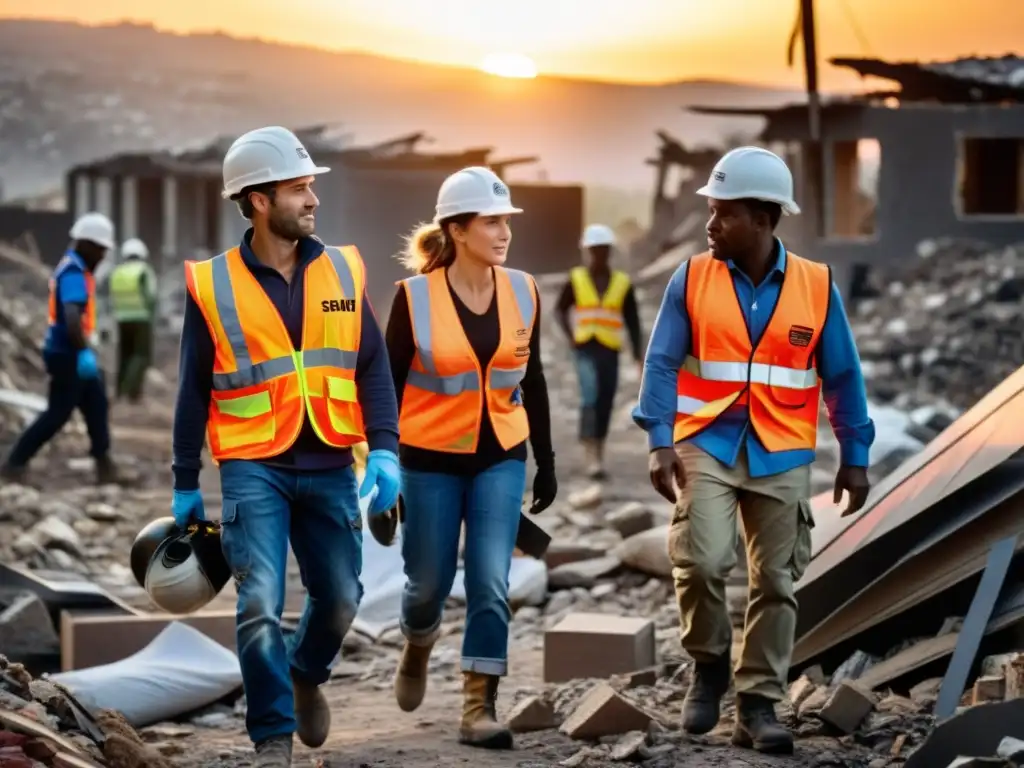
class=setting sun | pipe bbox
[479,52,538,79]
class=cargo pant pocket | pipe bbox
[667,500,692,568]
[219,500,251,581]
[789,499,815,581]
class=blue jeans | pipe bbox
[218,461,364,745]
[400,459,526,676]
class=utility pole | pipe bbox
[799,0,826,237]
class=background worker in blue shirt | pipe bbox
[633,147,874,754]
[2,212,117,485]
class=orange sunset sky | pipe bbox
[2,0,1022,87]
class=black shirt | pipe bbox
[385,269,554,476]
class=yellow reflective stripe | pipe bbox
[327,376,357,402]
[214,390,273,418]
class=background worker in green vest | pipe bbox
[556,223,644,479]
[109,237,157,402]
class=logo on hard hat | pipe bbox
[296,147,309,159]
[713,171,726,182]
[492,182,509,197]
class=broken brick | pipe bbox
[544,613,656,683]
[819,680,875,733]
[788,675,817,708]
[559,684,653,740]
[1005,654,1024,700]
[972,675,1005,704]
[506,695,556,733]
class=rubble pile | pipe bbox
[853,239,1024,411]
[0,653,175,768]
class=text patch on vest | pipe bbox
[788,325,814,347]
[322,298,356,313]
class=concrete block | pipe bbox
[544,612,656,683]
[820,680,875,734]
[506,695,556,733]
[559,684,652,739]
[972,675,1006,704]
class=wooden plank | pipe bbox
[60,609,300,671]
[0,709,86,755]
[935,535,1017,717]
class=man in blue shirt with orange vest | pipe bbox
[633,147,874,755]
[172,126,401,768]
[1,212,118,485]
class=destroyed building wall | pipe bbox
[0,206,73,264]
[783,103,1024,273]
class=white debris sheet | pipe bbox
[51,621,242,727]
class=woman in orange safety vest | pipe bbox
[385,166,557,750]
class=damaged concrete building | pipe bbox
[63,127,584,310]
[683,55,1024,295]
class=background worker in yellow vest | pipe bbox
[385,167,557,750]
[109,237,157,402]
[171,126,400,768]
[633,147,875,755]
[555,223,643,479]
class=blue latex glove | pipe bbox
[171,489,206,528]
[359,450,401,516]
[76,348,99,379]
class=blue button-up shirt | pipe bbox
[632,241,874,477]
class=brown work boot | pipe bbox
[94,455,118,485]
[681,654,731,735]
[581,439,603,479]
[393,630,438,712]
[731,693,793,754]
[0,463,27,484]
[458,671,513,749]
[253,734,293,767]
[291,669,330,748]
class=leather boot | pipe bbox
[681,654,730,735]
[458,671,513,749]
[731,693,793,754]
[291,669,330,748]
[253,734,293,768]
[393,629,439,712]
[95,455,118,485]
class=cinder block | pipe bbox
[559,684,652,739]
[506,695,556,733]
[544,612,656,683]
[820,680,875,733]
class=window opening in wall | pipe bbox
[957,137,1024,216]
[828,138,879,239]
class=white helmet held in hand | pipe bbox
[120,237,149,260]
[221,126,330,198]
[69,212,116,250]
[581,223,616,248]
[434,166,523,223]
[696,146,801,216]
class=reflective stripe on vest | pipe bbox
[185,245,365,461]
[48,254,96,336]
[672,250,830,452]
[399,266,537,453]
[570,266,631,350]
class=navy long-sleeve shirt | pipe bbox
[172,230,399,491]
[632,240,875,476]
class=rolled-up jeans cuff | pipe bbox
[461,656,508,676]
[400,619,442,647]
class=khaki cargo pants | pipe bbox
[668,443,814,701]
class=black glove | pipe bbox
[530,463,557,514]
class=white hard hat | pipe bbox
[221,126,330,198]
[120,237,149,260]
[581,223,616,248]
[696,146,801,216]
[69,212,115,250]
[434,166,523,223]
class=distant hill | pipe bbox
[0,19,803,199]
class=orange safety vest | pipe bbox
[399,266,538,454]
[184,245,366,462]
[673,250,831,452]
[48,254,96,336]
